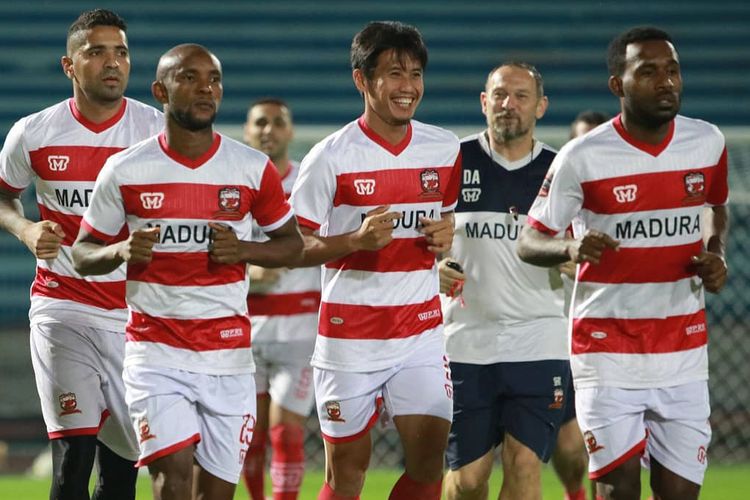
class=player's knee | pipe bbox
[445,466,491,495]
[50,436,98,500]
[502,441,541,479]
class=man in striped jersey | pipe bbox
[290,21,461,500]
[518,27,729,500]
[0,9,162,500]
[241,98,318,500]
[72,44,303,500]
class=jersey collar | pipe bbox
[357,116,412,156]
[68,98,127,133]
[613,113,675,157]
[158,131,222,169]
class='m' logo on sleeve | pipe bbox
[140,192,165,209]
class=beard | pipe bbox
[625,94,681,130]
[169,106,216,132]
[488,113,531,143]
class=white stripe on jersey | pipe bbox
[321,267,437,306]
[128,280,248,319]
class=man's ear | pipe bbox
[352,69,367,95]
[151,80,168,104]
[608,75,624,98]
[61,56,74,81]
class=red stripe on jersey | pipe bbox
[29,146,124,181]
[0,178,23,194]
[581,167,722,214]
[526,216,560,236]
[572,310,707,355]
[358,116,412,156]
[31,267,126,310]
[127,312,251,351]
[297,215,320,231]
[578,241,702,284]
[120,183,255,221]
[319,295,442,340]
[248,291,321,316]
[708,147,729,205]
[325,237,434,272]
[613,114,674,157]
[443,150,463,209]
[127,252,246,287]
[69,98,127,133]
[39,205,128,246]
[332,166,456,207]
[255,161,294,228]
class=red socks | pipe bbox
[565,488,587,500]
[270,423,306,500]
[318,482,360,500]
[388,473,442,500]
[242,431,267,500]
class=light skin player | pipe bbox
[517,28,728,500]
[73,44,303,500]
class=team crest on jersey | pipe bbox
[683,172,706,203]
[48,155,69,172]
[613,184,638,203]
[353,179,376,195]
[538,170,553,197]
[138,417,156,443]
[325,401,346,422]
[58,392,82,416]
[214,186,244,220]
[419,169,442,199]
[583,431,605,454]
[140,192,164,210]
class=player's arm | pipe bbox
[72,226,161,276]
[517,225,619,268]
[692,205,729,293]
[208,217,303,268]
[0,186,65,261]
[296,205,402,267]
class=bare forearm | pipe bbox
[704,206,729,257]
[298,232,359,267]
[517,226,571,267]
[0,195,31,238]
[239,234,304,268]
[72,241,124,276]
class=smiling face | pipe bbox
[154,47,223,132]
[243,102,293,163]
[62,25,130,106]
[481,65,547,144]
[613,39,682,128]
[355,49,424,129]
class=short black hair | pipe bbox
[351,21,428,80]
[67,9,127,55]
[607,26,673,77]
[488,61,544,98]
[247,97,292,120]
[570,110,610,139]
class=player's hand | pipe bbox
[248,265,283,285]
[208,222,241,264]
[568,229,619,265]
[118,226,160,264]
[691,251,727,294]
[420,213,454,254]
[558,260,577,279]
[351,205,402,251]
[20,221,65,259]
[438,258,465,295]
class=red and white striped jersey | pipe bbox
[0,98,162,331]
[527,114,728,389]
[290,117,462,371]
[247,160,320,344]
[82,132,294,375]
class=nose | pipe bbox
[501,95,515,110]
[104,51,119,68]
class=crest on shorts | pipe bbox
[548,388,565,410]
[583,430,605,454]
[138,417,156,443]
[58,392,82,416]
[325,401,346,422]
[419,169,442,199]
[683,171,706,203]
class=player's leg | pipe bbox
[243,348,271,500]
[314,367,391,498]
[92,441,138,500]
[443,362,504,500]
[498,360,571,500]
[385,343,453,500]
[552,380,589,500]
[645,381,710,500]
[30,322,111,500]
[93,327,140,500]
[148,444,196,500]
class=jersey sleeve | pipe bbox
[526,146,583,236]
[442,148,462,213]
[252,160,294,232]
[706,146,728,206]
[289,142,335,231]
[0,118,33,193]
[81,159,126,242]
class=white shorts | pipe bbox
[576,381,711,485]
[253,340,315,416]
[314,339,453,442]
[30,321,138,460]
[123,365,256,484]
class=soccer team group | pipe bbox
[0,8,729,500]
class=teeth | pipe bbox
[394,98,413,107]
